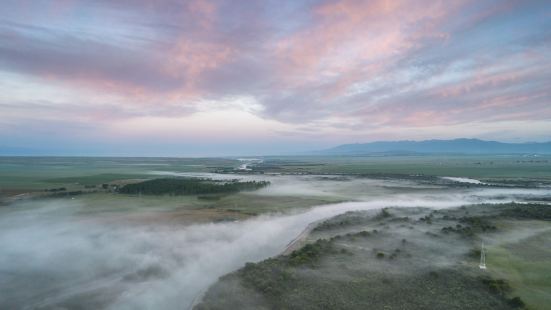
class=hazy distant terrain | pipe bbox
[318,139,551,155]
[0,156,550,309]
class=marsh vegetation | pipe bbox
[0,156,549,309]
[197,203,550,309]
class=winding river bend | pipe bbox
[1,186,550,310]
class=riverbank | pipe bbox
[195,203,551,309]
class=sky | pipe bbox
[0,0,550,156]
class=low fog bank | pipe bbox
[1,186,550,309]
[149,171,442,199]
[441,176,485,184]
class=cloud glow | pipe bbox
[0,0,550,155]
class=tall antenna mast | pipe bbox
[479,242,486,270]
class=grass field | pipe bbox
[2,154,551,192]
[487,223,551,310]
[68,192,344,218]
[1,156,550,309]
[259,155,551,179]
[0,157,237,193]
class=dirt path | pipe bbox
[282,220,322,255]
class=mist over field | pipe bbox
[2,175,550,309]
[1,0,550,308]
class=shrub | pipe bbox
[508,296,525,308]
[289,239,334,267]
[480,277,511,296]
[501,204,551,220]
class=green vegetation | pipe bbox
[508,297,526,309]
[44,190,84,198]
[44,187,67,192]
[486,227,551,310]
[313,212,370,232]
[197,203,551,309]
[500,204,551,220]
[480,277,512,297]
[480,277,526,309]
[2,155,550,203]
[44,173,151,186]
[251,155,551,179]
[1,156,549,309]
[195,239,338,310]
[0,156,238,193]
[196,239,341,310]
[442,216,497,237]
[288,239,336,267]
[374,207,392,219]
[239,259,296,302]
[118,178,270,196]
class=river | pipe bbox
[1,186,549,309]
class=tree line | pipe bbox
[118,178,270,195]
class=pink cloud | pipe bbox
[1,0,550,140]
[0,0,237,101]
[273,0,464,94]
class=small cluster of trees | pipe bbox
[500,204,551,220]
[313,216,367,232]
[480,277,525,309]
[44,187,66,192]
[441,216,497,237]
[239,259,295,300]
[118,178,270,196]
[288,239,335,266]
[45,190,83,198]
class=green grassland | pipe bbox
[2,155,550,220]
[1,156,550,308]
[6,190,345,224]
[487,224,551,310]
[2,155,550,196]
[256,155,551,180]
[0,156,238,191]
[0,156,349,219]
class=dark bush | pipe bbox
[480,277,511,296]
[508,296,525,308]
[118,178,270,196]
[289,239,334,266]
[501,204,551,220]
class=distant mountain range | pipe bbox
[318,139,551,155]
